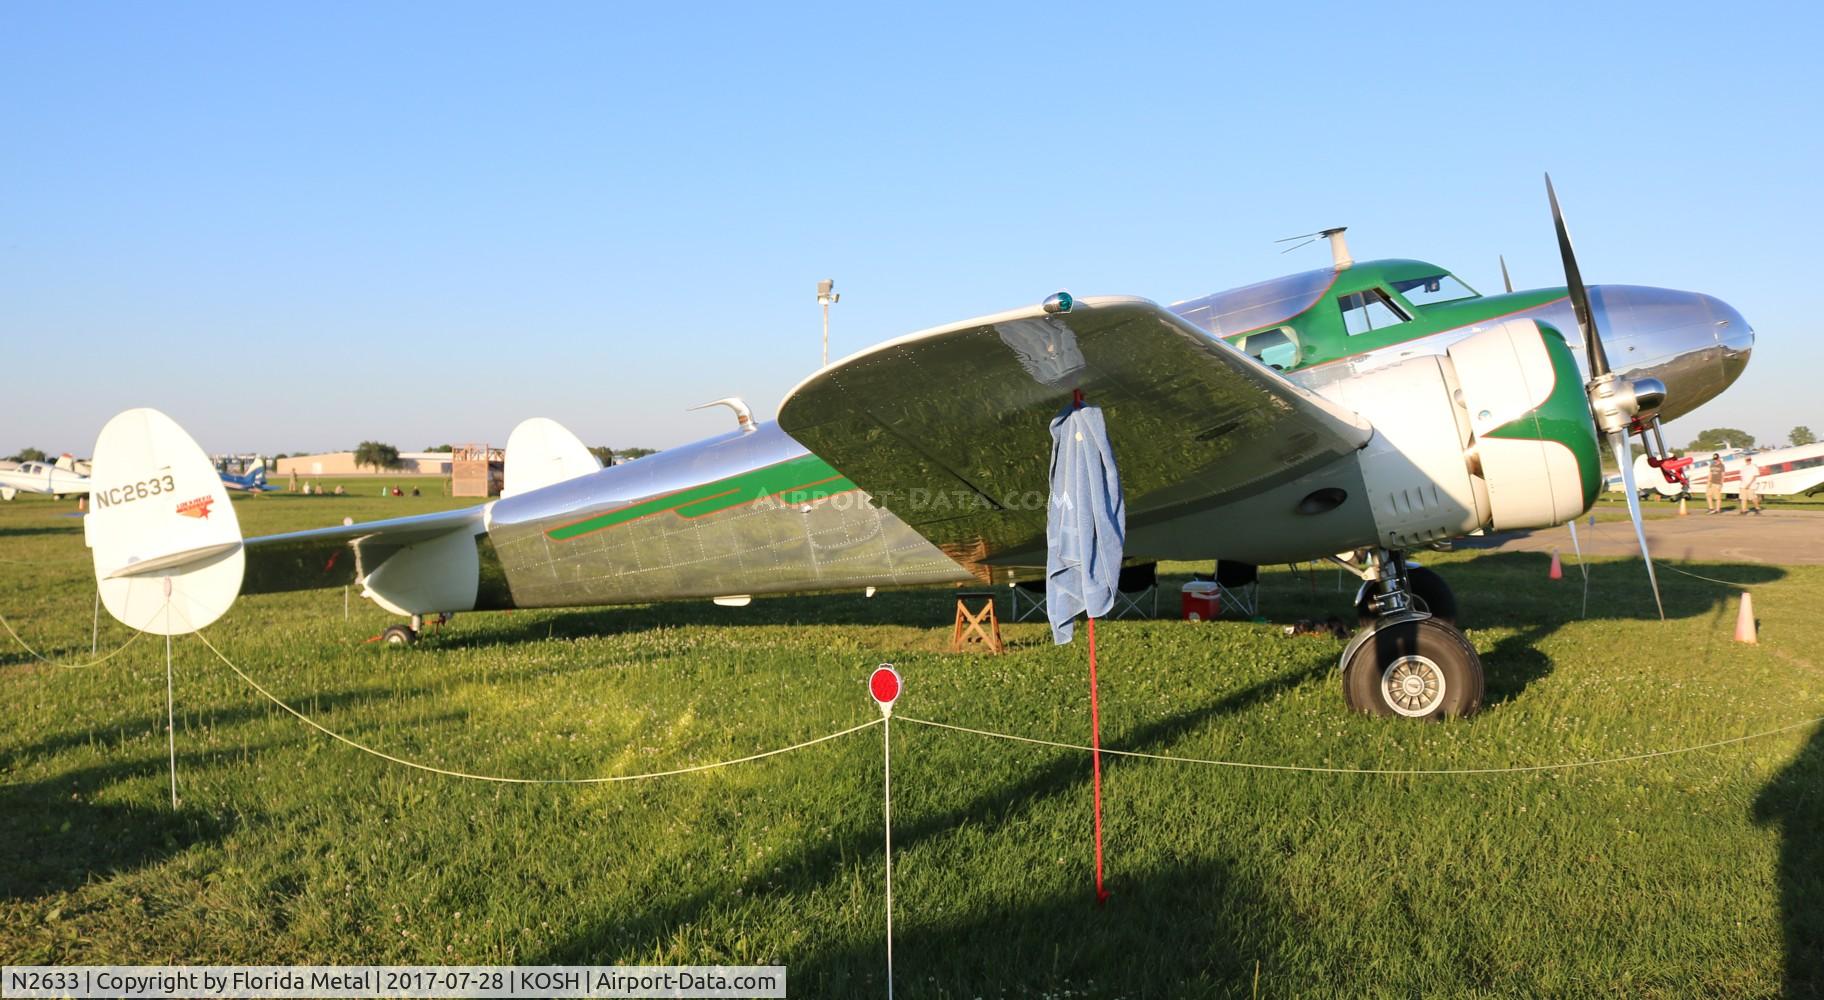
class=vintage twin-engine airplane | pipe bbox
[85,180,1752,720]
[0,454,91,501]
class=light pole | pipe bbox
[818,279,840,367]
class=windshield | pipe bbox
[1391,273,1478,307]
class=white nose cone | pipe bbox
[85,408,244,635]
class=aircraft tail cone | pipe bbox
[1678,497,1688,517]
[1548,550,1564,581]
[1734,592,1758,644]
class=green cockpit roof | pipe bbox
[1171,258,1566,373]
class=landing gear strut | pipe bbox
[379,613,452,647]
[1337,548,1483,720]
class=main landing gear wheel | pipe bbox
[1342,617,1484,720]
[1357,566,1457,626]
[381,624,418,646]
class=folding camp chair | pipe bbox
[1109,563,1159,619]
[1211,560,1259,617]
[1008,580,1049,622]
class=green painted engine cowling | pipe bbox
[1450,320,1601,531]
[1316,319,1599,548]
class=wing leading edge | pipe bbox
[778,296,1373,569]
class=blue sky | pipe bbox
[3,1,1819,457]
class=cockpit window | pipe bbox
[1338,288,1411,335]
[1391,273,1478,307]
[1240,327,1299,369]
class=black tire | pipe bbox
[1342,617,1483,720]
[1356,566,1457,626]
[381,624,417,646]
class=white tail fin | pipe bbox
[502,417,602,498]
[85,409,244,635]
[55,453,76,471]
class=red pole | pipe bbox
[1086,615,1109,905]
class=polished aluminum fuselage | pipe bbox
[472,283,1750,607]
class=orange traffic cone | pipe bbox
[1734,592,1758,644]
[1678,496,1688,517]
[1548,550,1564,580]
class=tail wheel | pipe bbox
[1342,617,1483,720]
[381,624,418,646]
[1357,566,1458,627]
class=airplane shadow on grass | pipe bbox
[528,656,1322,995]
[0,751,238,903]
[0,524,83,539]
[1756,722,1824,997]
[0,679,462,903]
[514,551,1794,992]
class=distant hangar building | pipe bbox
[275,451,455,476]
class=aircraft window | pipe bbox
[1392,273,1478,306]
[1241,327,1299,369]
[1338,288,1410,335]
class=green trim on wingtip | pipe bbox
[1485,325,1601,509]
[547,454,855,541]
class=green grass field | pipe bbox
[3,490,1821,997]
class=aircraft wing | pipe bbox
[240,505,488,594]
[777,295,1372,568]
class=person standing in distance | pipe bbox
[1706,453,1726,514]
[1739,460,1764,515]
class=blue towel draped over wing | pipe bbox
[1046,404,1126,644]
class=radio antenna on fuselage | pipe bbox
[1274,227,1353,271]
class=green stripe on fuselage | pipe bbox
[547,454,855,540]
[1485,325,1601,509]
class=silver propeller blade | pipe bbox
[1546,173,1610,378]
[1610,432,1665,620]
[1565,516,1589,618]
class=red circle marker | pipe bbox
[869,664,901,707]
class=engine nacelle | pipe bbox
[1320,319,1600,548]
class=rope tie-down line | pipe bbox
[1,608,151,669]
[894,714,1824,776]
[188,626,881,784]
[15,607,1822,782]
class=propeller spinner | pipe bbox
[1544,174,1666,619]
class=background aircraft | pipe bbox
[1636,443,1824,498]
[83,182,1753,721]
[0,454,91,501]
[217,456,278,493]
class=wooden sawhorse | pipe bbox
[950,590,1004,654]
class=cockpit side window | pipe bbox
[1391,273,1478,307]
[1240,326,1300,369]
[1338,288,1410,335]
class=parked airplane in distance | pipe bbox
[0,454,91,501]
[1636,443,1824,498]
[218,456,279,493]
